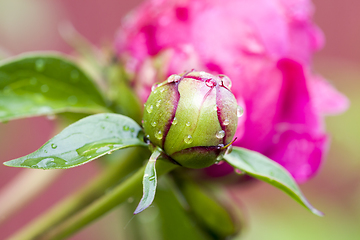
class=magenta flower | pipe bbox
[115,0,348,183]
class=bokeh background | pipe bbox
[0,0,359,239]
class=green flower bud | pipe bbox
[143,71,239,169]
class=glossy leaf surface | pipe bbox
[134,147,162,214]
[4,113,147,169]
[0,53,109,122]
[224,147,323,216]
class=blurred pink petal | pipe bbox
[115,0,348,182]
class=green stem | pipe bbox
[8,147,147,240]
[39,159,178,240]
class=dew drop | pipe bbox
[184,135,193,144]
[219,75,232,89]
[156,100,161,108]
[160,88,165,93]
[167,74,181,83]
[217,143,225,149]
[172,117,178,125]
[225,145,233,155]
[223,119,230,126]
[130,128,135,132]
[35,59,45,72]
[234,169,243,175]
[215,160,225,165]
[151,121,157,127]
[67,95,78,105]
[185,122,191,127]
[51,143,57,149]
[205,78,217,87]
[41,84,49,93]
[151,83,159,92]
[146,105,153,113]
[237,106,244,117]
[44,150,48,153]
[123,125,130,131]
[155,130,163,140]
[216,130,225,139]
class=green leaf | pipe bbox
[3,113,147,169]
[134,147,162,214]
[177,177,239,238]
[224,147,323,216]
[0,53,109,122]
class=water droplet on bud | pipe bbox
[185,122,191,127]
[234,169,243,175]
[184,135,193,144]
[146,105,154,113]
[156,100,161,107]
[151,83,159,92]
[237,106,244,117]
[216,130,225,139]
[155,130,163,140]
[219,75,232,89]
[215,160,224,165]
[51,144,57,149]
[225,145,233,155]
[172,117,178,125]
[151,121,157,127]
[205,78,217,87]
[123,125,130,131]
[167,74,181,83]
[223,119,230,126]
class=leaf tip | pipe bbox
[133,205,147,215]
[311,208,325,217]
[3,160,13,167]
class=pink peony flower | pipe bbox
[115,0,348,183]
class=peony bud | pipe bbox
[143,71,239,169]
